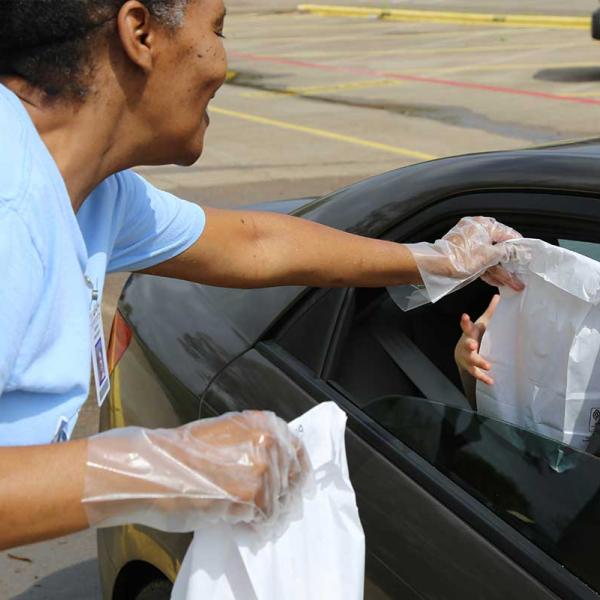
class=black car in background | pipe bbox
[592,3,600,39]
[99,141,600,600]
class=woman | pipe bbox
[0,0,522,551]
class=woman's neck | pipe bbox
[1,76,134,212]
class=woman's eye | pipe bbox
[215,31,226,39]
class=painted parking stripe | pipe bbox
[209,106,437,161]
[297,4,590,30]
[229,51,600,107]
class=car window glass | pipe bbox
[273,288,347,374]
[363,394,600,594]
[559,239,600,262]
[327,289,426,406]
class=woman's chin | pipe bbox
[175,137,205,166]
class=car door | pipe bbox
[202,190,600,599]
[325,191,600,599]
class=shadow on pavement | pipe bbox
[11,559,101,600]
[534,67,600,83]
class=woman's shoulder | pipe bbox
[0,86,35,208]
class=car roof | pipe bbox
[294,138,600,239]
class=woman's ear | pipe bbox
[116,0,155,73]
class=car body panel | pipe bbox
[297,147,600,238]
[98,338,196,597]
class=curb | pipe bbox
[296,4,590,29]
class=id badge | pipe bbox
[90,301,110,407]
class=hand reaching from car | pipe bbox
[454,294,500,387]
[82,411,309,532]
[407,217,524,303]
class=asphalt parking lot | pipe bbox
[146,2,600,206]
[3,1,600,598]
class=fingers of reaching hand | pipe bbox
[460,313,474,336]
[468,348,492,373]
[460,315,486,343]
[469,365,494,386]
[460,337,493,385]
[483,294,501,320]
[469,367,494,386]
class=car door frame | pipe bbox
[257,188,600,600]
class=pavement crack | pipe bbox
[7,553,33,563]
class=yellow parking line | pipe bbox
[297,4,590,30]
[560,90,600,97]
[209,106,436,161]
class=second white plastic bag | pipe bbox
[171,401,365,600]
[477,239,600,451]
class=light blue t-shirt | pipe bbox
[0,84,206,446]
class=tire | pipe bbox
[133,578,173,600]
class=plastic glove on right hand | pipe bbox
[407,216,523,303]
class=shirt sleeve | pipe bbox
[107,171,206,273]
[0,205,43,394]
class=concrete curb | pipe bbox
[296,4,590,29]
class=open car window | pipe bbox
[325,283,600,594]
[266,209,600,594]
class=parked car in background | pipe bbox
[99,140,600,600]
[592,3,600,39]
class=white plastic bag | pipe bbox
[477,239,600,451]
[171,402,365,600]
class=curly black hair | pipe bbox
[0,1,188,98]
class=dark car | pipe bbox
[593,4,600,39]
[99,141,600,600]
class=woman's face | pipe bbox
[140,0,228,165]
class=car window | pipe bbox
[267,209,600,593]
[559,239,600,262]
[327,281,495,407]
[272,288,347,375]
[325,284,600,593]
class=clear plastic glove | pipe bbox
[391,217,523,310]
[82,411,309,533]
